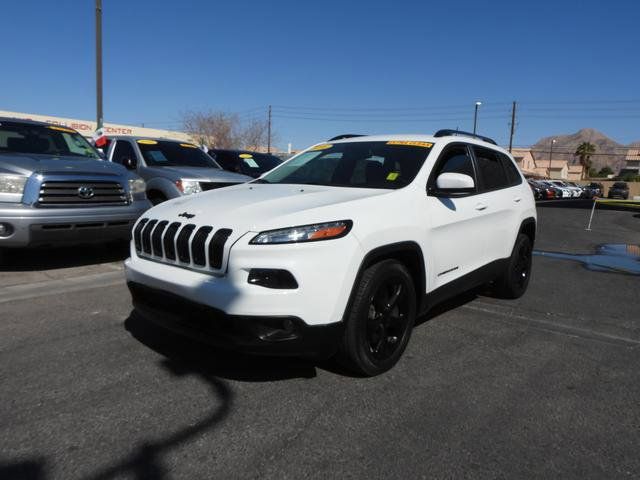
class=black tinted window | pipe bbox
[474,146,509,190]
[138,141,218,168]
[212,151,236,171]
[500,153,523,186]
[112,140,136,165]
[434,145,475,178]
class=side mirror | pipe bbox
[431,172,475,197]
[123,157,137,170]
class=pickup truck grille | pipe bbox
[133,218,232,272]
[200,182,238,191]
[39,181,127,206]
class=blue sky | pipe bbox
[3,0,639,150]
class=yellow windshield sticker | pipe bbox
[386,140,433,148]
[239,153,253,158]
[180,143,197,148]
[137,139,158,145]
[47,125,76,134]
[309,143,333,151]
[386,172,400,181]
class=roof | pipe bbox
[326,133,509,153]
[0,116,54,127]
[107,135,192,144]
[626,148,640,160]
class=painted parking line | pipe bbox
[464,300,640,348]
[0,270,125,304]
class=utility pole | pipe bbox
[95,0,103,129]
[473,101,482,134]
[508,101,517,153]
[548,138,556,177]
[267,105,272,153]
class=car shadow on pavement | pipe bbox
[0,347,233,480]
[124,312,320,382]
[0,242,129,271]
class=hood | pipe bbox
[142,165,251,183]
[145,183,393,233]
[0,153,127,177]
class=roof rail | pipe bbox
[328,134,366,141]
[433,129,497,145]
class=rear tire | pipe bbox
[492,234,533,299]
[337,260,416,376]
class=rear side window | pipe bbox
[111,140,136,165]
[473,146,509,191]
[500,153,523,186]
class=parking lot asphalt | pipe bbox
[1,202,639,479]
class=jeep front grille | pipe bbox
[38,181,127,206]
[133,218,233,272]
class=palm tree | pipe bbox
[575,142,596,179]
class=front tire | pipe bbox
[337,260,416,376]
[492,234,533,299]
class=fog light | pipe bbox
[0,223,13,237]
[248,269,298,289]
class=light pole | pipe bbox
[473,101,482,134]
[548,138,556,177]
[95,0,103,129]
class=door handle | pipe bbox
[514,197,522,203]
[475,203,488,211]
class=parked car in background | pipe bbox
[564,182,585,198]
[607,181,629,200]
[537,180,562,199]
[527,179,544,200]
[0,118,150,248]
[208,149,282,178]
[549,181,573,198]
[582,182,604,198]
[106,137,252,204]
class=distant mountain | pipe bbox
[530,128,632,173]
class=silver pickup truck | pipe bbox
[0,118,151,248]
[105,136,251,204]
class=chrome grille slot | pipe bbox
[133,218,149,252]
[151,221,169,257]
[134,218,233,273]
[163,222,181,260]
[141,220,158,254]
[176,224,196,263]
[192,226,213,266]
[39,181,127,206]
[209,229,233,269]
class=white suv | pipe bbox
[125,130,536,376]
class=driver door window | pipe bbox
[111,140,136,165]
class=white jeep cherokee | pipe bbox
[125,130,536,376]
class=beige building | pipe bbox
[0,109,192,142]
[511,148,538,176]
[624,148,640,174]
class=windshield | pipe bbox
[213,150,282,177]
[137,140,220,168]
[0,121,100,159]
[258,141,433,189]
[612,182,627,188]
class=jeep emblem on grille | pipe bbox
[178,212,195,219]
[77,186,95,199]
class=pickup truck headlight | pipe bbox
[250,220,352,245]
[0,174,28,195]
[176,179,202,195]
[128,178,146,194]
[0,174,27,202]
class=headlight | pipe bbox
[128,178,146,194]
[250,220,352,245]
[0,174,28,203]
[0,174,28,195]
[176,179,202,195]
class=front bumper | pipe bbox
[0,200,151,247]
[128,281,343,357]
